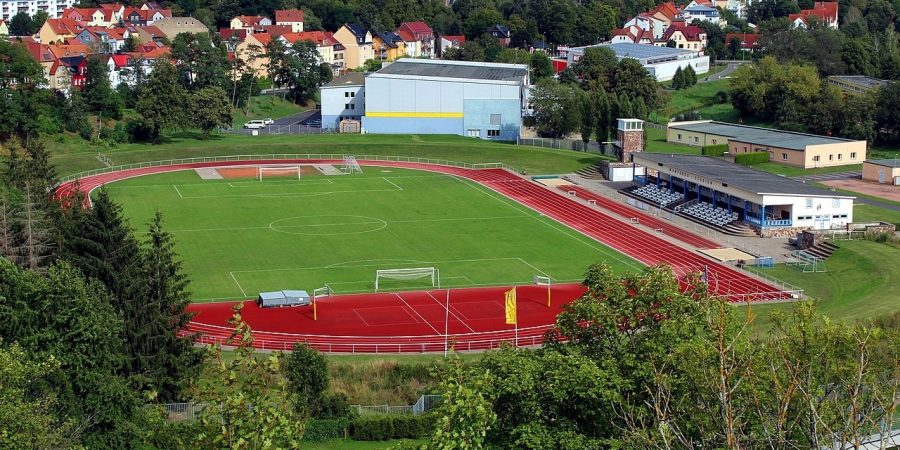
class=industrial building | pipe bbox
[827,75,889,95]
[631,153,856,236]
[320,72,365,131]
[862,160,900,185]
[566,42,709,81]
[667,121,867,168]
[360,59,529,140]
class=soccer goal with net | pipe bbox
[342,156,363,174]
[375,267,439,292]
[257,165,302,181]
[534,275,552,307]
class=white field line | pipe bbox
[451,177,644,272]
[179,188,404,199]
[394,294,441,335]
[173,185,183,198]
[111,174,448,190]
[382,177,403,191]
[152,215,527,234]
[516,258,551,278]
[426,291,476,334]
[229,257,535,274]
[229,271,248,297]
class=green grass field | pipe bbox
[103,167,638,301]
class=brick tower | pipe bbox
[613,118,644,162]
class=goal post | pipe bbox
[257,165,302,181]
[375,267,439,292]
[533,275,552,307]
[311,285,332,321]
[342,156,363,174]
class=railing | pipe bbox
[223,124,330,135]
[59,154,519,183]
[518,137,614,156]
[352,395,443,416]
[724,262,805,301]
[745,215,792,227]
[162,402,207,422]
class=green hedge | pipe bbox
[701,144,728,157]
[735,152,769,165]
[350,414,437,441]
[304,418,350,442]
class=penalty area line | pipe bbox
[229,272,248,298]
[382,177,403,191]
[173,185,183,198]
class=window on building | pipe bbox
[851,152,857,159]
[829,154,833,161]
[487,129,500,137]
[344,103,349,109]
[677,134,682,140]
[350,104,355,110]
[490,114,501,125]
[781,153,787,160]
[344,92,349,97]
[466,129,479,137]
[838,153,842,160]
[832,198,840,208]
[813,155,820,162]
[806,198,813,208]
[711,139,717,144]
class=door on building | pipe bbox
[879,170,885,184]
[813,215,831,230]
[466,129,479,138]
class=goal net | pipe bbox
[342,156,363,174]
[375,267,439,292]
[258,165,302,181]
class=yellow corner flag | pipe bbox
[504,288,517,325]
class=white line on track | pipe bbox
[229,272,248,297]
[426,291,476,334]
[394,293,441,334]
[173,185,183,198]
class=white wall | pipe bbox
[321,84,365,129]
[645,55,710,81]
[764,194,854,229]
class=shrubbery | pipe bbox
[350,414,437,441]
[303,418,350,442]
[701,144,728,157]
[734,151,769,165]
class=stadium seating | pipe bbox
[632,184,684,207]
[681,201,739,227]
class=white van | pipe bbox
[244,120,267,129]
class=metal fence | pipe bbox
[223,124,329,135]
[352,395,443,416]
[59,154,518,183]
[163,402,207,422]
[519,137,606,153]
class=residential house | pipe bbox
[261,24,292,37]
[229,15,271,34]
[274,9,303,32]
[789,1,838,28]
[106,53,128,87]
[439,34,464,55]
[681,0,722,25]
[611,26,655,44]
[235,32,271,77]
[333,23,373,70]
[648,2,679,28]
[623,13,667,40]
[133,24,165,43]
[0,19,7,35]
[714,0,745,19]
[25,42,68,90]
[75,26,128,53]
[57,55,87,89]
[123,6,170,25]
[62,8,107,26]
[373,31,405,60]
[657,22,707,50]
[152,17,208,39]
[39,17,84,43]
[486,24,510,46]
[724,32,759,53]
[220,28,248,50]
[397,21,433,57]
[281,30,342,74]
[395,29,421,57]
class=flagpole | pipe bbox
[514,287,518,347]
[444,288,450,357]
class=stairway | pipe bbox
[575,164,603,180]
[721,221,758,237]
[804,241,839,259]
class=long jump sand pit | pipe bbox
[699,247,757,262]
[822,179,900,203]
[534,177,574,187]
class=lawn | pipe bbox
[739,240,900,331]
[644,127,701,154]
[853,204,900,227]
[103,167,638,301]
[231,95,309,128]
[750,162,863,177]
[658,78,731,122]
[659,64,727,88]
[48,133,605,177]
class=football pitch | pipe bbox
[102,166,641,301]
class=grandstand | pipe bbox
[630,153,856,237]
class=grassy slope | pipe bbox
[658,78,731,122]
[853,204,900,227]
[106,169,638,300]
[49,133,604,176]
[740,240,900,330]
[644,127,701,154]
[231,95,309,128]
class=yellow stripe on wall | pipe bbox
[365,111,464,118]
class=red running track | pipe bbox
[56,159,790,353]
[558,185,721,250]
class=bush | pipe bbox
[314,392,353,419]
[701,144,728,157]
[124,117,154,142]
[99,122,128,144]
[303,418,349,442]
[714,90,729,103]
[735,151,769,165]
[350,414,436,441]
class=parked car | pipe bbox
[263,118,274,125]
[306,119,322,128]
[244,120,267,129]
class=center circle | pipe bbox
[268,215,388,236]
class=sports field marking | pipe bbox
[229,257,540,274]
[229,271,248,297]
[325,258,429,268]
[425,291,476,333]
[516,258,551,278]
[450,176,644,272]
[228,179,335,188]
[155,215,529,234]
[268,215,388,236]
[173,185,183,198]
[352,307,421,328]
[393,293,441,335]
[382,177,403,191]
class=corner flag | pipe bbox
[504,288,517,325]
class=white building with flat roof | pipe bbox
[567,42,709,81]
[2,0,76,21]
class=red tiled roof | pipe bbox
[110,54,129,67]
[236,15,268,27]
[662,22,705,41]
[399,21,432,35]
[47,43,90,58]
[261,25,292,37]
[275,9,304,23]
[136,25,164,38]
[789,2,838,24]
[442,35,465,44]
[220,28,248,41]
[395,29,415,42]
[648,1,679,20]
[251,32,272,46]
[725,32,759,49]
[282,30,327,45]
[45,18,86,36]
[26,42,57,63]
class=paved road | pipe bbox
[271,110,320,126]
[790,171,861,183]
[699,61,744,83]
